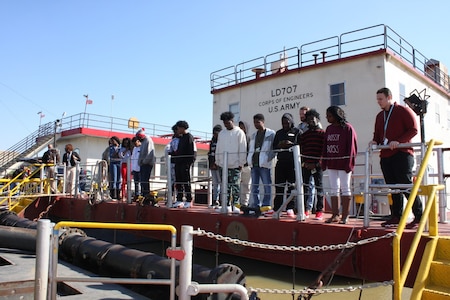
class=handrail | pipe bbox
[392,139,445,300]
[0,163,47,211]
[48,221,178,300]
[210,24,450,93]
[363,142,423,228]
[0,112,211,176]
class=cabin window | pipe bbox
[229,103,240,123]
[399,83,406,106]
[330,83,345,106]
[196,158,208,178]
[435,103,441,124]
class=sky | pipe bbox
[1,0,449,151]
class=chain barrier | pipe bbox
[34,197,55,221]
[194,229,396,252]
[247,280,394,296]
[193,229,396,297]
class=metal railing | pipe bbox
[391,139,445,300]
[0,163,48,211]
[35,221,248,300]
[39,221,178,300]
[210,24,449,93]
[0,112,211,176]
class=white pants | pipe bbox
[240,165,251,206]
[327,169,352,196]
[66,166,77,195]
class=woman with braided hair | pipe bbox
[322,106,358,224]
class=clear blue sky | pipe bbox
[1,0,449,150]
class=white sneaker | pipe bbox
[287,209,296,218]
[231,206,240,214]
[172,201,184,208]
[183,201,191,208]
[264,209,274,217]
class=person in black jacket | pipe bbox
[272,113,300,216]
[171,120,196,208]
[42,144,60,193]
[62,143,80,195]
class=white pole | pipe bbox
[179,225,194,300]
[126,156,132,203]
[364,148,372,227]
[436,148,448,223]
[292,145,305,221]
[34,219,53,300]
[220,152,228,213]
[167,154,173,207]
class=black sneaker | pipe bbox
[381,217,400,227]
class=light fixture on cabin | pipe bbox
[404,89,430,143]
[404,93,428,115]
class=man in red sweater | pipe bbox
[370,87,422,228]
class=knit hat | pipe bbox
[282,113,295,128]
[213,124,222,133]
[136,128,146,139]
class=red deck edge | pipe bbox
[24,196,450,287]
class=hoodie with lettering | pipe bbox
[322,122,358,173]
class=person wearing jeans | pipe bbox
[247,114,275,210]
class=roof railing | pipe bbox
[210,24,450,93]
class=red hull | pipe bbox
[28,196,450,286]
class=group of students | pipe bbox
[102,128,154,201]
[39,87,421,228]
[207,106,357,223]
[208,87,422,228]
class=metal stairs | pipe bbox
[412,237,450,299]
[0,122,55,176]
[9,196,38,214]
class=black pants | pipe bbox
[175,163,192,201]
[274,160,296,211]
[380,151,422,219]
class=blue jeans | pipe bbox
[302,166,324,212]
[109,161,121,189]
[250,167,272,207]
[210,168,221,202]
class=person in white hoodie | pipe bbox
[215,111,247,212]
[246,113,276,211]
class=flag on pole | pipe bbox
[86,99,93,105]
[40,113,45,118]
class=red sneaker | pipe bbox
[314,211,323,220]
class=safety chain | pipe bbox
[194,229,396,252]
[247,280,394,295]
[34,199,55,221]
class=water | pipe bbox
[128,240,412,300]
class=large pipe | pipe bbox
[0,211,246,299]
